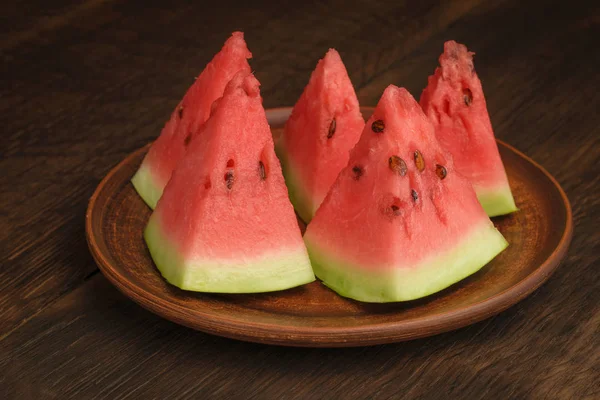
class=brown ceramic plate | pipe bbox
[86,107,572,347]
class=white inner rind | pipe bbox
[475,182,518,217]
[275,139,317,223]
[145,215,316,293]
[131,163,163,210]
[304,222,508,303]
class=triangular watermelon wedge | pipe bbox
[276,49,364,222]
[420,40,517,217]
[145,72,315,293]
[132,32,252,209]
[304,85,508,303]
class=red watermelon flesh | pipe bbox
[304,85,507,302]
[276,49,364,222]
[132,32,252,209]
[420,40,517,217]
[144,72,314,293]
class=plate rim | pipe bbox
[85,107,573,347]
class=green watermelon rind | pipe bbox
[131,163,163,210]
[144,215,316,293]
[275,138,316,223]
[476,185,518,217]
[304,222,508,303]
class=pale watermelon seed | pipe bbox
[258,161,266,180]
[414,150,425,172]
[352,166,363,180]
[371,119,385,133]
[388,156,407,176]
[435,164,447,179]
[327,118,336,139]
[411,189,419,202]
[463,88,473,106]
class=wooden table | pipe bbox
[2,0,599,398]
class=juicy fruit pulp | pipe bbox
[132,32,252,209]
[304,85,508,303]
[420,40,517,217]
[145,72,315,293]
[276,49,364,222]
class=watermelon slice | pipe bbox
[144,72,315,293]
[132,32,252,209]
[304,85,508,303]
[420,40,517,217]
[276,49,364,222]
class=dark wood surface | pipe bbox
[86,111,573,347]
[1,0,598,398]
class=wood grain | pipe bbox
[85,108,572,347]
[1,0,599,397]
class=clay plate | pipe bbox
[86,107,573,347]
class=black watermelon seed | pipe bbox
[463,88,473,106]
[225,171,234,189]
[411,189,418,202]
[389,156,407,176]
[327,118,336,139]
[414,150,425,172]
[371,119,385,133]
[178,105,184,119]
[352,166,363,180]
[183,132,192,147]
[258,161,266,180]
[435,164,447,180]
